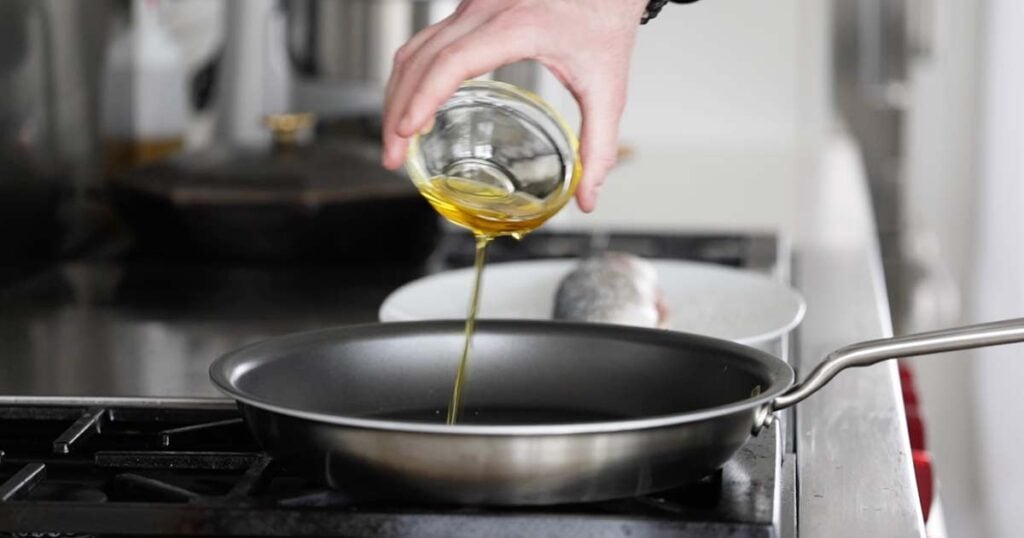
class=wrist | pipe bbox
[641,0,700,25]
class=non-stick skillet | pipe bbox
[209,317,1024,505]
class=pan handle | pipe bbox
[772,317,1024,412]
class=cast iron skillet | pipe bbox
[209,318,1024,505]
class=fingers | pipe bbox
[574,82,627,213]
[395,21,540,138]
[381,0,637,219]
[382,13,492,169]
[382,9,542,169]
[381,18,458,168]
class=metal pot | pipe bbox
[210,317,1024,505]
[283,0,544,118]
[284,0,438,118]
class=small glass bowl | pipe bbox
[405,80,580,235]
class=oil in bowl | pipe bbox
[405,80,581,424]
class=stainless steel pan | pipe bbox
[209,318,1024,505]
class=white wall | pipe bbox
[537,0,829,234]
[970,1,1024,535]
[905,0,1024,536]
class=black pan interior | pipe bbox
[214,321,793,425]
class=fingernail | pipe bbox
[420,117,435,135]
[382,148,397,169]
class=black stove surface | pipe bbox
[0,399,780,537]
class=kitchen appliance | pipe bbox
[286,0,422,119]
[209,317,1024,505]
[0,230,796,535]
[0,396,783,536]
[283,0,544,121]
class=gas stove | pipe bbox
[0,397,783,537]
[0,231,795,536]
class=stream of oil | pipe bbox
[446,235,489,424]
[416,175,557,424]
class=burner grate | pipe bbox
[0,401,781,537]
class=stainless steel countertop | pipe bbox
[792,133,924,536]
[0,261,426,397]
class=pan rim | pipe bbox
[209,320,795,436]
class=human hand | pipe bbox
[380,0,648,212]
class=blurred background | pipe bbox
[0,0,1020,535]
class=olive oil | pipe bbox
[417,176,557,240]
[404,82,581,425]
[447,235,488,424]
[419,175,567,424]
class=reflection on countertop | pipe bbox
[0,260,426,397]
[1,231,776,399]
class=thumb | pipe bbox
[574,83,627,213]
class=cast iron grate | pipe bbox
[0,401,779,537]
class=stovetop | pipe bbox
[427,230,781,274]
[0,398,782,537]
[0,230,793,537]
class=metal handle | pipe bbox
[772,317,1024,411]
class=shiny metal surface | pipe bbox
[774,318,1024,411]
[0,260,426,397]
[210,320,792,504]
[793,134,923,536]
[0,395,236,410]
[212,313,1024,505]
[285,0,442,117]
[287,0,417,83]
[283,0,546,118]
[243,403,754,505]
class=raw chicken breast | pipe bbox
[552,252,668,328]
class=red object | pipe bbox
[899,364,934,521]
[902,382,919,410]
[913,450,934,520]
[906,408,926,451]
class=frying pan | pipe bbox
[209,317,1024,505]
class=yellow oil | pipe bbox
[446,235,488,424]
[418,175,570,424]
[416,176,559,240]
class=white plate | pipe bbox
[379,259,806,345]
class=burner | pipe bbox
[12,528,95,532]
[0,401,784,536]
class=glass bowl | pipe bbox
[405,80,580,238]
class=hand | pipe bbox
[380,0,648,212]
